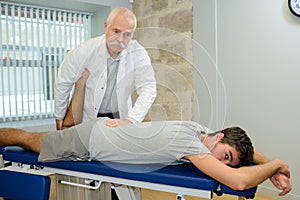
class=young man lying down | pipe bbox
[0,117,292,196]
[0,70,291,196]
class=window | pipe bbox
[0,2,91,122]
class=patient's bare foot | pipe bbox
[80,68,90,82]
[74,68,90,88]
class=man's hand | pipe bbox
[56,119,63,130]
[104,119,132,128]
[270,172,292,196]
[253,150,292,196]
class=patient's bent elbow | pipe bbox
[228,179,250,191]
[234,183,248,191]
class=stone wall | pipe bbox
[133,0,193,121]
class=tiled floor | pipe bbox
[142,189,279,200]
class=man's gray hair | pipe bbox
[106,7,137,30]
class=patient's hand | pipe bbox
[104,119,132,128]
[270,172,292,196]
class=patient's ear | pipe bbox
[215,132,224,141]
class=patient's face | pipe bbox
[210,143,240,167]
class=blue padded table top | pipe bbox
[219,184,256,198]
[2,146,257,198]
[3,146,218,191]
[0,146,4,153]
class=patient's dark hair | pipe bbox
[215,127,254,167]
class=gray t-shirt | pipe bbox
[86,118,212,165]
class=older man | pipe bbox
[54,7,156,130]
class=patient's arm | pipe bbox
[253,150,292,196]
[253,150,269,164]
[185,154,291,195]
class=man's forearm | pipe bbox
[127,88,156,122]
[253,150,270,164]
[237,159,290,190]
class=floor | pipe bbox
[142,188,279,200]
[0,187,279,200]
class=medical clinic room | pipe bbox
[0,0,299,200]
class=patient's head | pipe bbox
[207,127,254,167]
[221,127,254,166]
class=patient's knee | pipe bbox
[21,132,46,153]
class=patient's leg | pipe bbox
[62,69,90,129]
[0,70,89,152]
[0,128,46,153]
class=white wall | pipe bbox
[91,8,110,37]
[88,0,133,37]
[194,0,300,199]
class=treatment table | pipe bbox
[0,146,257,200]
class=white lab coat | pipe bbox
[54,35,156,123]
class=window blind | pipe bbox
[0,2,91,122]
